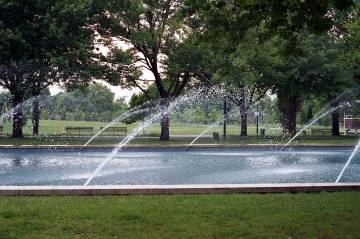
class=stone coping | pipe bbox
[1,183,360,196]
[0,144,354,149]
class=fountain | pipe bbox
[183,108,243,151]
[80,101,157,150]
[184,117,223,151]
[84,89,209,186]
[0,85,359,189]
[281,101,352,150]
[335,139,360,183]
[280,88,358,150]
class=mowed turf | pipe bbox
[0,192,359,238]
[0,119,356,146]
[0,135,357,146]
[1,119,334,136]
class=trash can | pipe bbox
[213,132,220,141]
[260,128,266,137]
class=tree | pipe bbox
[274,34,350,136]
[0,0,98,137]
[342,2,360,87]
[187,23,282,136]
[94,0,204,140]
[184,0,353,136]
[217,31,282,137]
[43,84,128,122]
[31,88,50,135]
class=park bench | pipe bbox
[100,127,127,136]
[65,127,94,136]
[296,128,307,136]
[0,126,3,135]
[344,115,360,134]
[311,128,332,136]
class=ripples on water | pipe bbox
[0,147,359,185]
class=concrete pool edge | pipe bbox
[1,183,360,196]
[0,144,355,149]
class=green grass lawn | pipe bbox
[0,192,359,238]
[0,136,357,146]
[1,119,337,137]
[0,119,356,146]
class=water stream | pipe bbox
[80,102,156,149]
[184,118,223,151]
[335,139,360,183]
[281,101,352,150]
[84,91,207,186]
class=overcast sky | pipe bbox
[48,82,140,102]
[2,37,154,102]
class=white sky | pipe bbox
[2,37,155,102]
[48,82,140,102]
[48,37,156,102]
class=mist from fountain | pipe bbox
[335,139,360,183]
[280,101,352,150]
[183,108,243,151]
[184,117,223,151]
[83,88,215,186]
[80,101,157,150]
[0,94,54,122]
[280,88,360,150]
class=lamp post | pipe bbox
[223,96,227,139]
[255,111,259,136]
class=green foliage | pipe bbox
[129,83,160,108]
[184,0,353,47]
[41,84,128,122]
[0,0,99,137]
[0,91,10,115]
[0,0,97,81]
[94,0,202,101]
[342,2,360,82]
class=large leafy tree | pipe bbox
[196,27,283,136]
[185,0,354,136]
[0,0,97,137]
[343,2,360,83]
[41,84,128,122]
[93,0,205,140]
[274,34,351,136]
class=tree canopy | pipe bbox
[0,0,98,137]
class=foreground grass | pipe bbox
[0,192,359,238]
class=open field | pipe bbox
[0,120,355,146]
[0,192,359,238]
[0,135,357,146]
[1,119,340,137]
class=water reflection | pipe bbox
[0,147,358,185]
[12,155,24,166]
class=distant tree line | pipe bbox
[0,84,128,124]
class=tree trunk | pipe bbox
[12,93,23,138]
[32,96,40,135]
[223,97,227,139]
[160,98,170,141]
[331,110,340,136]
[329,96,340,136]
[240,112,248,137]
[278,93,299,137]
[288,98,297,136]
[239,103,248,137]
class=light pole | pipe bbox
[255,111,259,136]
[223,96,227,140]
